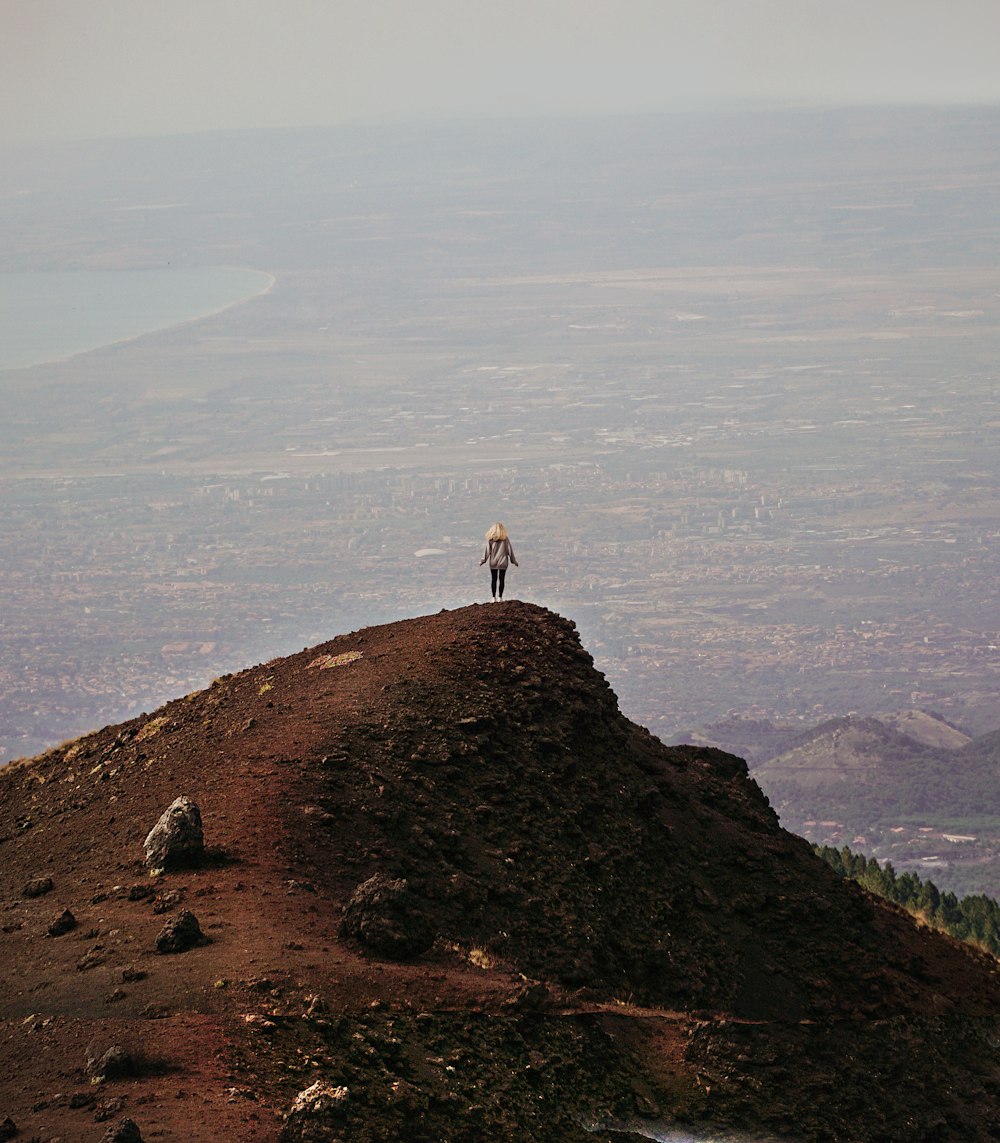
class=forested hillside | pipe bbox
[816,844,1000,958]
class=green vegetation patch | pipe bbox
[816,843,1000,959]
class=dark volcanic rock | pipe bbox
[154,909,208,954]
[0,1117,16,1142]
[46,908,77,937]
[22,876,53,898]
[143,795,204,869]
[339,873,433,959]
[101,1118,144,1143]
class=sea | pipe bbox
[0,266,273,372]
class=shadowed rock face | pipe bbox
[288,606,996,1023]
[1,602,999,1142]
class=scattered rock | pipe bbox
[139,1003,171,1019]
[305,993,328,1016]
[155,908,208,954]
[77,947,107,972]
[339,873,433,959]
[502,978,554,1013]
[93,1095,126,1122]
[86,1043,135,1081]
[47,908,77,937]
[283,1081,349,1140]
[22,876,54,898]
[151,888,184,914]
[0,1117,16,1141]
[101,1118,144,1143]
[143,796,204,869]
[127,884,155,902]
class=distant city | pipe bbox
[1,107,997,762]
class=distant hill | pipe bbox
[687,709,971,769]
[753,716,937,808]
[753,715,1000,823]
[3,603,1000,1139]
[877,709,972,752]
[732,714,1000,898]
[680,715,808,765]
[962,727,1000,769]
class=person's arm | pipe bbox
[508,541,518,566]
[479,543,488,566]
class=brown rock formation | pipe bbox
[1,602,998,1140]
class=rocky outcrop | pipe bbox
[3,601,1000,1141]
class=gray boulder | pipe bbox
[143,796,204,869]
[86,1043,135,1080]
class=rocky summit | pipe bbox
[1,602,999,1141]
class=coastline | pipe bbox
[0,267,276,374]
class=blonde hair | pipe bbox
[485,522,508,542]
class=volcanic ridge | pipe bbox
[2,602,999,1141]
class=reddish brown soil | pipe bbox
[2,602,1000,1141]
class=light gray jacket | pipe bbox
[482,538,518,570]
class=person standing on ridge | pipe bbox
[479,522,519,601]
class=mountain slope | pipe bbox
[754,714,1000,823]
[753,715,935,791]
[2,602,1000,1141]
[960,726,1000,771]
[877,709,972,752]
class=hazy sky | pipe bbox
[3,0,1000,143]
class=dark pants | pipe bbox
[490,567,506,598]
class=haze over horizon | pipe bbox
[3,0,1000,145]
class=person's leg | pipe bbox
[490,568,498,598]
[497,568,506,598]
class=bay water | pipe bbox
[0,267,273,372]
